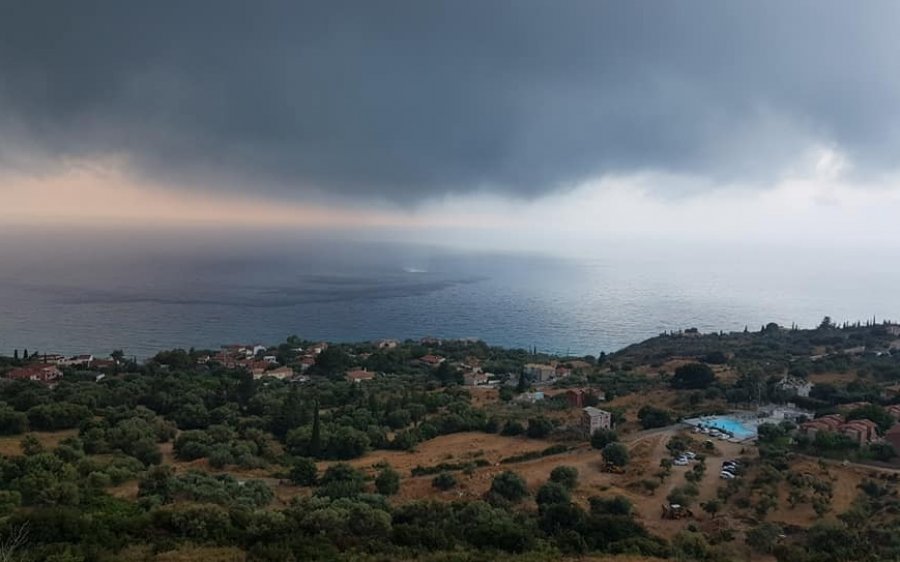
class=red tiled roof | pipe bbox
[7,364,62,382]
[346,369,375,381]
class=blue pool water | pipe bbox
[702,416,757,439]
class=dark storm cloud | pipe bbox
[1,1,899,201]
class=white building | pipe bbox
[776,376,813,398]
[524,363,556,383]
[582,407,612,435]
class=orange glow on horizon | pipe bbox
[0,161,512,231]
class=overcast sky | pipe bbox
[3,1,900,255]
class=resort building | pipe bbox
[800,414,879,445]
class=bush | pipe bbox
[26,403,91,430]
[671,363,716,389]
[316,463,366,499]
[602,443,629,467]
[490,471,529,503]
[501,420,525,436]
[637,405,673,429]
[536,482,571,508]
[375,465,400,496]
[590,428,618,449]
[0,404,28,435]
[667,484,699,507]
[432,472,457,490]
[589,495,632,516]
[289,458,318,486]
[549,466,579,490]
[526,417,553,438]
[746,522,783,554]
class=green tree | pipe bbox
[375,465,400,496]
[590,428,618,449]
[516,372,528,393]
[316,463,366,499]
[0,404,28,435]
[310,347,350,377]
[702,499,721,517]
[602,442,629,467]
[20,434,43,456]
[637,405,673,429]
[746,522,783,554]
[536,482,571,510]
[846,404,893,434]
[310,399,322,457]
[490,471,529,503]
[289,457,318,486]
[501,420,525,436]
[671,363,716,389]
[549,466,579,490]
[526,416,553,438]
[432,472,457,490]
[589,495,632,516]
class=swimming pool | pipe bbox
[685,415,758,440]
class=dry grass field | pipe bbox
[0,428,78,456]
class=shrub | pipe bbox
[602,443,629,467]
[637,406,673,429]
[549,466,579,490]
[671,363,716,389]
[526,417,553,438]
[590,428,618,449]
[316,463,366,499]
[432,472,457,491]
[375,465,400,496]
[589,495,632,516]
[490,471,529,503]
[501,420,525,436]
[536,482,571,509]
[289,458,318,486]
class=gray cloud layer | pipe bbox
[2,1,899,201]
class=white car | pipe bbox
[673,457,689,466]
[684,451,697,460]
[720,471,736,480]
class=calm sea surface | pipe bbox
[1,231,897,358]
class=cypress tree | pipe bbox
[310,399,321,458]
[516,372,528,393]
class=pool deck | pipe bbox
[682,413,758,443]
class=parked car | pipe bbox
[673,457,689,466]
[684,451,697,460]
[720,471,736,480]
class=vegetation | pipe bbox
[3,320,900,560]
